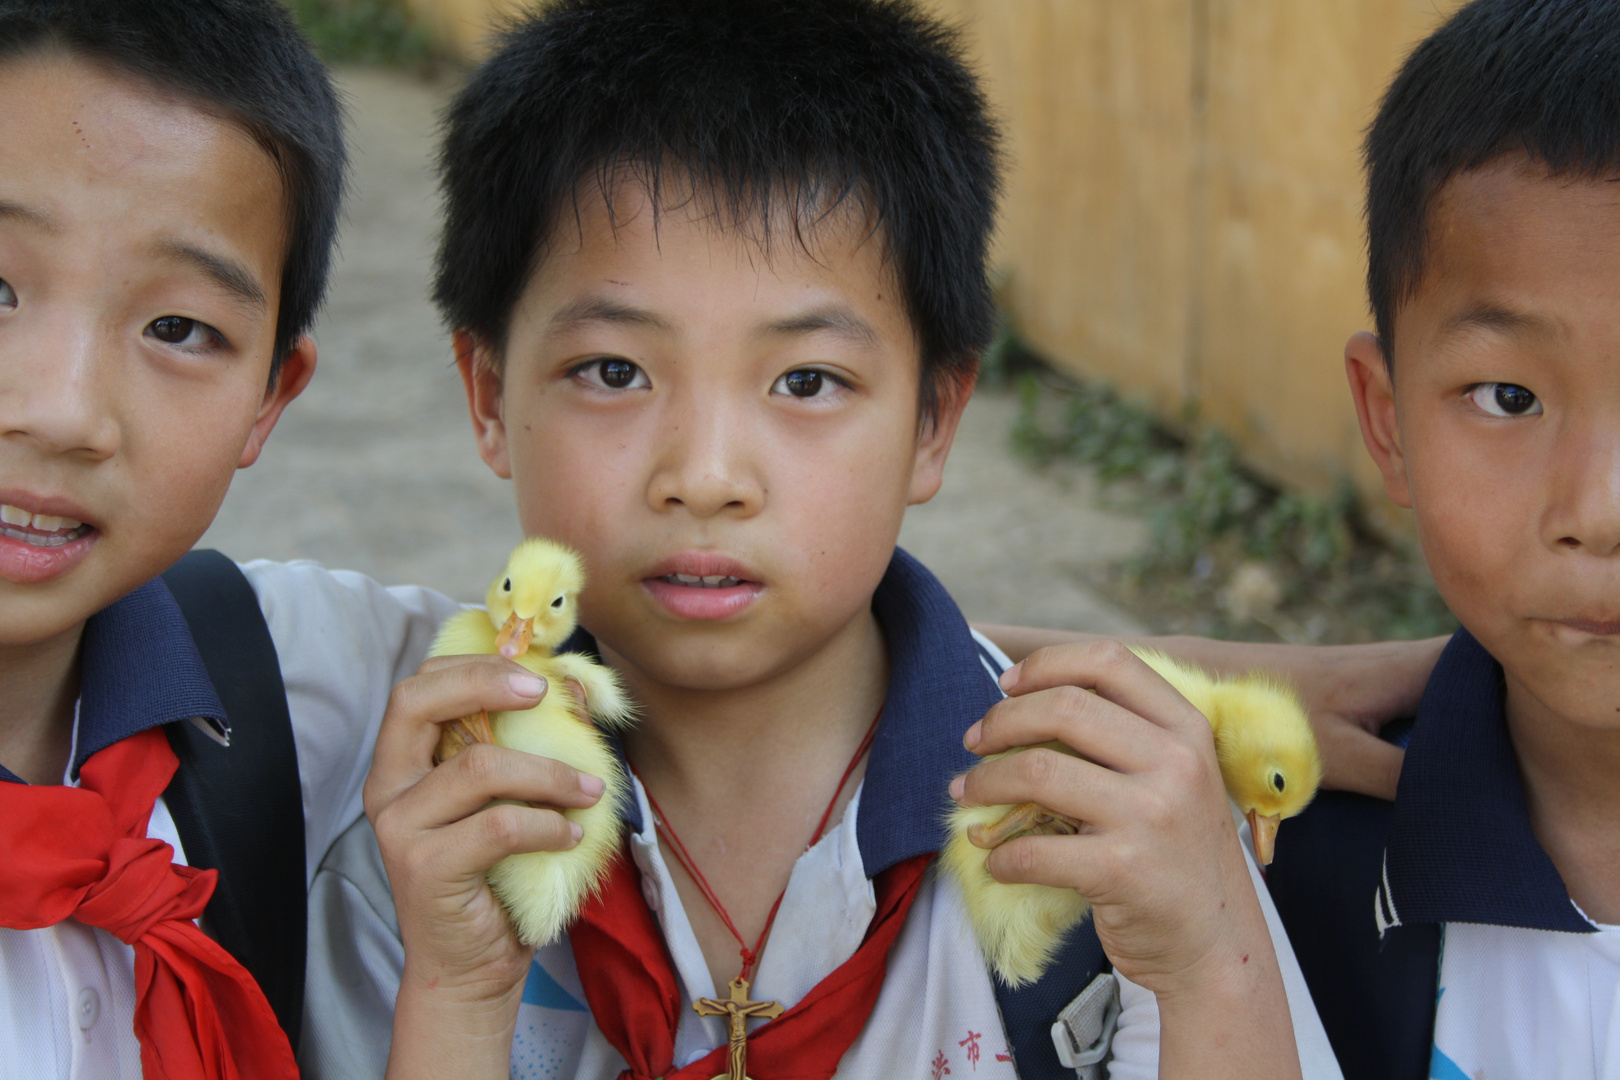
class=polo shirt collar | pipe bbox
[591,547,1001,876]
[0,576,228,785]
[1380,628,1594,934]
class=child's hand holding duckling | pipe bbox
[950,640,1303,1080]
[364,653,605,1080]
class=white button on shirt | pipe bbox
[0,560,460,1080]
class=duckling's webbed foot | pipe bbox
[433,708,495,765]
[967,801,1084,848]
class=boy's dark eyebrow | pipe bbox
[1439,303,1564,341]
[0,200,61,233]
[549,296,673,333]
[760,306,880,347]
[154,240,268,311]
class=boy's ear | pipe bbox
[1344,330,1412,509]
[454,329,512,480]
[907,370,976,506]
[238,334,317,469]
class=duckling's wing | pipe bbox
[430,607,499,659]
[549,652,637,730]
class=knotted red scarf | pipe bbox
[0,726,298,1080]
[571,845,932,1080]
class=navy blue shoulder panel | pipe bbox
[1265,789,1439,1080]
[993,921,1110,1079]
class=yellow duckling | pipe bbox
[431,537,636,946]
[942,646,1321,986]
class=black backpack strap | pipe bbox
[1266,789,1440,1080]
[992,920,1112,1078]
[159,549,307,1050]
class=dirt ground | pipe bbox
[200,69,1147,633]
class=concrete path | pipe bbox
[201,69,1146,634]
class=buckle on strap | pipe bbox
[1050,972,1120,1078]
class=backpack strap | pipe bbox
[992,920,1112,1078]
[159,549,307,1051]
[1265,789,1440,1080]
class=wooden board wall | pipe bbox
[925,0,1465,517]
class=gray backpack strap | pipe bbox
[992,921,1114,1078]
[160,549,307,1051]
[1050,972,1120,1079]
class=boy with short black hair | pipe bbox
[1267,2,1620,1077]
[346,2,1349,1077]
[0,3,464,1077]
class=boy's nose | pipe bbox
[644,398,763,519]
[0,324,121,461]
[1548,428,1620,558]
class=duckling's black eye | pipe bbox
[503,578,512,592]
[1272,773,1286,793]
[551,595,565,608]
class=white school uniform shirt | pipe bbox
[1368,630,1620,1080]
[304,547,1339,1079]
[0,559,459,1080]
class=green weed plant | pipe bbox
[1010,364,1456,643]
[286,0,438,67]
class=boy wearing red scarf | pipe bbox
[0,4,463,1078]
[344,3,1436,1078]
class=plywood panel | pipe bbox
[934,0,1195,413]
[1195,0,1462,496]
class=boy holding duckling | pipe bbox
[1266,1,1620,1077]
[347,2,1429,1077]
[0,1,1424,1077]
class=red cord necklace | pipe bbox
[633,707,883,986]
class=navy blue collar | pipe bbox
[1380,628,1594,934]
[584,547,1001,876]
[0,577,228,785]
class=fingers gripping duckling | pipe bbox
[943,647,1322,986]
[430,538,636,946]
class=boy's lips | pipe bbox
[1552,617,1620,637]
[642,553,764,620]
[0,495,98,584]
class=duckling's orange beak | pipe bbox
[496,612,534,658]
[1247,809,1281,866]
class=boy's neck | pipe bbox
[0,623,85,786]
[607,606,890,995]
[1504,671,1620,924]
[610,606,889,801]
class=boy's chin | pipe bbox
[1500,626,1620,732]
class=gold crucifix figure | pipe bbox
[693,976,784,1080]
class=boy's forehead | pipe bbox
[519,177,916,354]
[1397,157,1620,359]
[0,51,286,305]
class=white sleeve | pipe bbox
[1104,808,1343,1080]
[240,558,465,884]
[299,815,401,1080]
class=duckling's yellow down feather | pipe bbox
[944,645,1319,986]
[430,538,637,946]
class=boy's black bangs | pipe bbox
[1367,0,1620,361]
[434,0,1001,418]
[0,0,347,374]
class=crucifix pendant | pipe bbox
[693,975,784,1080]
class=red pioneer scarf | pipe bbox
[571,845,931,1080]
[0,726,298,1080]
